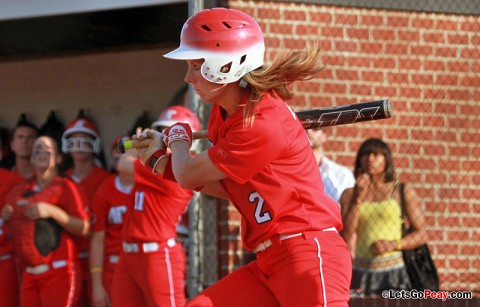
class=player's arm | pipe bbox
[90,231,110,307]
[168,146,229,199]
[117,148,137,176]
[137,129,229,199]
[24,201,90,237]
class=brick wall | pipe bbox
[215,0,480,293]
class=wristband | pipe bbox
[396,239,402,250]
[90,267,103,273]
[144,149,167,173]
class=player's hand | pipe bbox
[162,122,193,149]
[24,202,52,220]
[1,204,13,221]
[92,285,111,307]
[134,129,165,165]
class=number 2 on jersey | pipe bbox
[249,191,272,224]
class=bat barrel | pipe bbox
[297,99,392,129]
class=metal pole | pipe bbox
[186,0,204,298]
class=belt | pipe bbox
[25,260,67,275]
[253,227,338,254]
[0,254,13,261]
[123,239,176,253]
[109,255,119,264]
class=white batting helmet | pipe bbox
[164,8,265,84]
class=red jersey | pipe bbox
[122,159,192,242]
[91,174,135,257]
[207,93,343,250]
[5,176,89,266]
[66,166,110,253]
[0,169,24,255]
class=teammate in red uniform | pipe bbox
[62,116,111,306]
[8,116,39,179]
[111,106,199,307]
[135,8,352,306]
[89,136,136,307]
[0,168,24,307]
[2,136,90,306]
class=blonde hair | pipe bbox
[241,43,323,127]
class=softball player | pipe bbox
[62,117,111,306]
[89,136,136,307]
[0,168,23,307]
[136,8,352,306]
[111,106,198,307]
[2,136,90,307]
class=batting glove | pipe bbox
[162,122,193,149]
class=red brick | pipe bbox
[435,74,459,86]
[447,89,471,101]
[284,9,307,21]
[423,32,445,43]
[335,69,359,81]
[373,58,395,69]
[374,86,397,97]
[336,13,358,25]
[438,159,460,171]
[448,258,470,269]
[448,202,471,213]
[446,231,470,241]
[387,15,409,27]
[399,59,421,70]
[435,46,458,58]
[447,34,469,45]
[412,17,434,28]
[361,14,384,26]
[362,71,384,82]
[385,43,408,55]
[438,216,460,227]
[398,30,419,42]
[359,42,383,54]
[346,56,371,67]
[460,75,480,87]
[350,84,373,96]
[321,26,344,38]
[461,47,480,59]
[269,23,294,35]
[411,45,433,56]
[387,73,408,84]
[310,12,333,23]
[334,41,358,52]
[398,87,421,98]
[436,19,458,31]
[373,29,395,41]
[347,28,369,39]
[447,60,470,72]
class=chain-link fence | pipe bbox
[187,0,480,302]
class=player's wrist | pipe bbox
[144,148,167,173]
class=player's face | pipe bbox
[11,126,37,159]
[67,132,96,161]
[31,137,57,171]
[184,59,226,103]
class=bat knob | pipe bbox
[118,138,127,154]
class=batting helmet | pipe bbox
[61,117,101,154]
[152,105,201,132]
[164,8,265,84]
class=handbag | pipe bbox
[399,183,440,291]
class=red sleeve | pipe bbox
[90,176,114,232]
[60,179,89,221]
